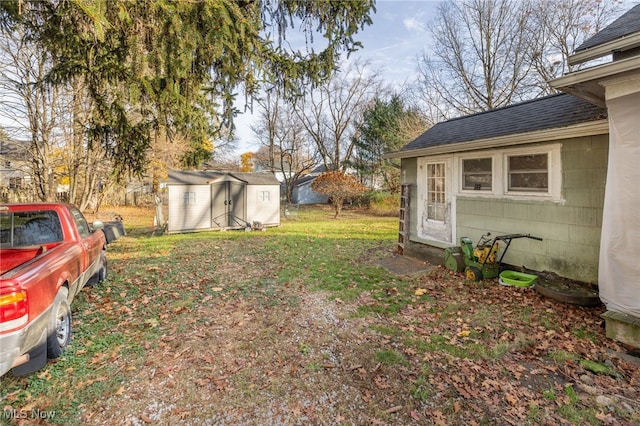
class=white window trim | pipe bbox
[458,155,496,195]
[454,144,562,201]
[184,191,196,205]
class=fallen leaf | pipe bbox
[506,393,519,406]
[415,288,427,296]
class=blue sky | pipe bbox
[353,0,439,87]
[231,0,441,156]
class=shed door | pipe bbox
[420,160,453,243]
[228,181,246,227]
[211,181,247,228]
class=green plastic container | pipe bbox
[499,270,538,288]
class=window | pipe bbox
[9,177,22,189]
[455,145,560,200]
[1,210,63,247]
[426,162,446,221]
[507,153,548,192]
[183,192,196,205]
[70,208,90,237]
[258,191,270,203]
[462,158,492,190]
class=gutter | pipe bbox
[550,56,640,104]
[569,33,640,66]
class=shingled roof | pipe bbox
[398,93,607,154]
[168,170,279,186]
[575,4,640,52]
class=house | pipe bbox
[387,6,640,345]
[291,165,331,205]
[0,138,32,201]
[291,175,329,205]
[167,170,280,233]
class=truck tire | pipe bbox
[87,250,108,286]
[47,290,72,359]
[98,250,108,282]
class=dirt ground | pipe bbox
[76,249,639,426]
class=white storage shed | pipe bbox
[167,170,280,233]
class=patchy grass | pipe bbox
[1,204,639,425]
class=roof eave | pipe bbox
[384,120,609,159]
[551,55,640,105]
[569,33,640,66]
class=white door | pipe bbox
[419,159,453,243]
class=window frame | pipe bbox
[460,157,494,192]
[258,190,271,203]
[506,152,549,193]
[183,191,196,205]
[456,144,561,200]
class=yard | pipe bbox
[1,205,638,425]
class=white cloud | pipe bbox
[403,17,426,32]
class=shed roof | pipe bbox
[575,5,640,52]
[168,170,280,186]
[397,93,607,154]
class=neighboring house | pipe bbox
[291,165,331,205]
[291,175,329,205]
[0,138,32,193]
[167,170,280,233]
[387,6,640,344]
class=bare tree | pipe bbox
[525,0,624,95]
[416,0,625,119]
[253,88,318,203]
[0,24,114,209]
[294,60,385,172]
[0,24,62,201]
[417,0,533,118]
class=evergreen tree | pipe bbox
[353,95,429,192]
[0,0,375,176]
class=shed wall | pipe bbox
[245,184,281,225]
[168,184,211,232]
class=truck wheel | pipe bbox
[98,250,108,282]
[47,291,72,359]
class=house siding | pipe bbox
[292,182,329,205]
[402,134,608,283]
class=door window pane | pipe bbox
[426,162,446,221]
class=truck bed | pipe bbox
[0,244,61,275]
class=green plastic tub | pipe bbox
[499,270,538,288]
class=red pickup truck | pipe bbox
[0,203,108,377]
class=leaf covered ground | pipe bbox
[1,206,639,425]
